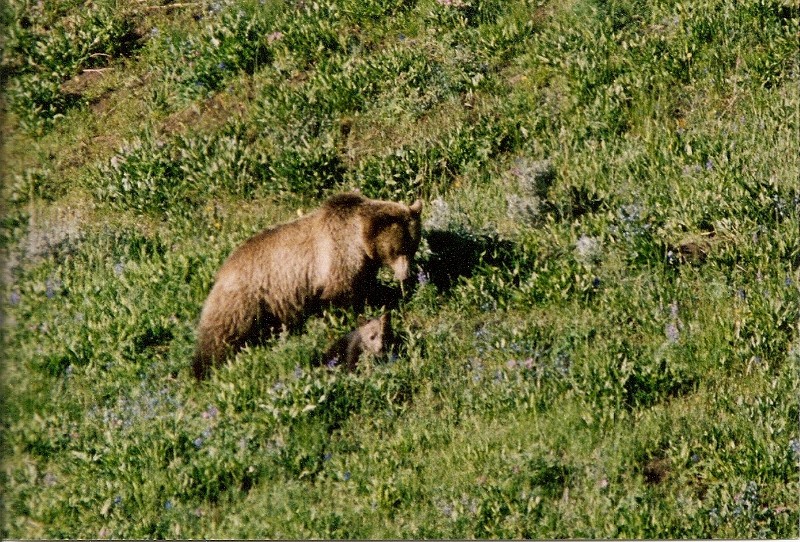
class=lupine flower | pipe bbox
[202,405,219,419]
[417,267,430,286]
[665,322,679,344]
[789,438,800,460]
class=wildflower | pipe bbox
[45,278,56,298]
[293,365,303,379]
[665,322,679,344]
[202,405,219,419]
[164,500,173,510]
[506,359,517,370]
[150,27,159,37]
[522,358,534,370]
[705,159,713,170]
[441,502,454,518]
[785,276,793,287]
[343,471,351,481]
[417,267,430,286]
[194,437,204,449]
[323,452,332,462]
[113,262,124,276]
[690,453,700,464]
[789,438,800,460]
[737,289,747,301]
[554,352,571,375]
[669,301,679,319]
[592,276,601,288]
[65,364,73,377]
[218,62,227,71]
[114,495,122,505]
[326,356,339,368]
[9,291,20,306]
[267,31,284,44]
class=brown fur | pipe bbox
[193,192,421,379]
[322,313,391,371]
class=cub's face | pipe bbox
[358,314,390,354]
[368,200,422,282]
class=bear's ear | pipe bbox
[409,199,422,216]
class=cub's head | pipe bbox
[362,198,423,282]
[357,313,391,355]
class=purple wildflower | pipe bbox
[202,405,219,419]
[665,322,679,344]
[417,267,430,286]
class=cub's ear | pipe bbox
[409,199,422,215]
[379,312,390,325]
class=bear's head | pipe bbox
[358,313,391,355]
[362,198,422,282]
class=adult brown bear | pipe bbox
[193,192,422,379]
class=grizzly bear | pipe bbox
[321,313,392,372]
[193,192,422,379]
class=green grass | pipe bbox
[1,0,799,538]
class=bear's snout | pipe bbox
[390,255,411,281]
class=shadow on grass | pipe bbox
[422,228,519,291]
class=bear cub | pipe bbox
[321,313,392,372]
[193,192,422,379]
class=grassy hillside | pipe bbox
[1,0,798,537]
